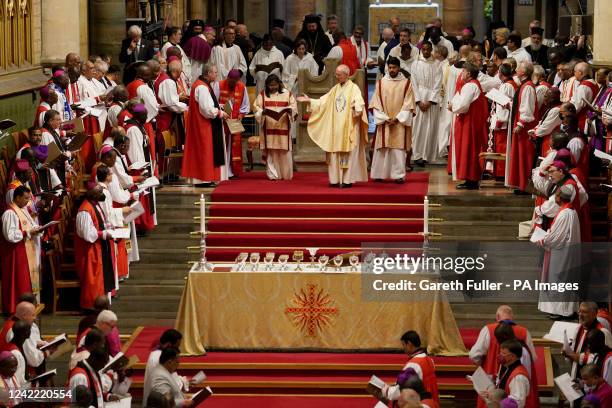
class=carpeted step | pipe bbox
[209,203,425,219]
[211,172,429,204]
[207,219,424,234]
[205,248,378,262]
[206,233,423,248]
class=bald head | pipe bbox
[398,388,421,408]
[382,28,394,42]
[65,53,81,69]
[15,302,35,323]
[335,64,350,84]
[147,59,161,76]
[168,60,182,76]
[517,61,534,79]
[136,64,152,81]
[496,305,514,321]
[459,45,472,59]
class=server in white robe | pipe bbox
[210,27,248,82]
[249,35,285,95]
[533,184,581,317]
[434,47,453,157]
[370,57,415,181]
[386,29,420,75]
[410,42,442,165]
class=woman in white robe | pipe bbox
[249,35,285,95]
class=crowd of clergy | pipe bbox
[0,10,611,407]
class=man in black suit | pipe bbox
[119,25,155,83]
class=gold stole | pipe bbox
[10,203,40,294]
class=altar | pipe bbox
[175,265,467,356]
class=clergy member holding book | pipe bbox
[249,34,285,95]
[253,74,298,180]
[297,64,368,188]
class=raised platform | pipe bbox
[206,172,429,261]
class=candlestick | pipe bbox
[198,193,212,271]
[423,196,429,236]
[200,194,206,234]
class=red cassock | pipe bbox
[154,72,173,175]
[476,322,539,408]
[81,112,101,173]
[493,80,519,178]
[504,364,540,408]
[218,80,246,176]
[74,200,107,310]
[507,81,539,191]
[182,79,223,182]
[33,103,49,127]
[453,80,489,182]
[0,208,33,314]
[124,121,156,233]
[447,75,467,175]
[0,317,17,351]
[339,39,360,75]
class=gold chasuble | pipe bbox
[307,80,368,153]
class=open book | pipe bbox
[136,176,160,193]
[486,88,512,106]
[123,201,145,224]
[554,373,582,402]
[39,333,67,351]
[469,367,494,395]
[255,62,283,74]
[100,352,139,373]
[28,369,56,384]
[129,161,148,171]
[45,141,63,164]
[263,108,292,122]
[543,321,579,344]
[190,386,213,405]
[66,132,90,151]
[108,228,131,240]
[529,226,547,243]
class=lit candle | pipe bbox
[423,196,429,236]
[200,193,206,234]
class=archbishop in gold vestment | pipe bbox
[306,79,369,185]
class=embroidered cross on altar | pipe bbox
[285,284,338,337]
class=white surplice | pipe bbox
[386,45,419,76]
[135,82,159,123]
[161,41,192,84]
[282,53,319,96]
[210,43,248,81]
[505,47,532,65]
[249,46,285,94]
[411,55,442,162]
[157,78,187,113]
[126,125,157,226]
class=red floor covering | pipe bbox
[195,395,377,408]
[211,172,429,204]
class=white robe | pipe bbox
[436,60,457,156]
[282,53,318,95]
[107,103,123,128]
[5,323,46,369]
[249,46,285,94]
[449,82,482,180]
[536,207,581,316]
[534,106,561,142]
[411,55,442,162]
[144,364,186,407]
[161,41,192,84]
[77,75,107,131]
[506,47,532,65]
[105,172,139,264]
[210,43,248,82]
[386,45,420,75]
[431,37,456,59]
[126,125,157,226]
[157,78,188,113]
[136,82,160,123]
[489,82,516,131]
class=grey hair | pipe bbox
[128,25,142,37]
[580,301,598,312]
[327,14,338,22]
[96,309,117,324]
[435,45,448,59]
[202,62,216,77]
[94,60,109,74]
[558,184,575,202]
[336,64,350,75]
[532,64,545,79]
[575,62,592,77]
[519,61,534,78]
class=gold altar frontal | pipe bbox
[175,268,467,356]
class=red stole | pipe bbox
[218,80,246,176]
[338,39,360,75]
[66,82,80,104]
[260,91,291,150]
[598,308,612,329]
[117,109,133,127]
[508,80,539,191]
[406,353,439,404]
[0,318,18,351]
[153,72,173,132]
[504,364,539,408]
[181,80,222,181]
[453,80,489,182]
[33,103,50,127]
[0,208,33,315]
[74,200,106,309]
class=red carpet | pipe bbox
[193,395,376,408]
[207,172,429,261]
[126,327,552,398]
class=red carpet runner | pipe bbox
[125,327,553,406]
[206,172,429,261]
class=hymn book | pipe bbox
[45,142,62,164]
[108,228,131,240]
[190,386,213,405]
[39,333,67,351]
[485,88,512,107]
[469,367,494,395]
[263,108,293,122]
[554,373,582,402]
[66,132,90,152]
[529,226,547,243]
[123,201,145,224]
[28,369,56,384]
[100,352,139,373]
[594,149,612,162]
[255,62,283,73]
[543,321,579,344]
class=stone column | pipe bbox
[89,0,125,62]
[41,0,83,64]
[284,0,316,39]
[443,0,472,36]
[189,0,207,20]
[592,0,612,66]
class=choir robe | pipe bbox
[571,79,599,132]
[34,102,51,127]
[383,351,439,404]
[75,199,113,310]
[66,80,81,105]
[181,80,229,183]
[182,34,211,85]
[536,203,581,317]
[505,80,539,191]
[560,77,578,103]
[69,360,105,407]
[535,82,551,110]
[0,373,27,407]
[216,80,250,177]
[282,53,319,141]
[6,346,29,392]
[50,83,73,122]
[469,322,537,408]
[0,204,39,314]
[107,169,139,269]
[386,45,420,75]
[41,126,70,187]
[306,80,369,185]
[97,180,124,285]
[533,104,562,159]
[5,322,46,371]
[210,43,248,82]
[497,361,537,408]
[369,73,415,180]
[450,79,489,182]
[154,72,187,174]
[254,90,298,180]
[127,79,159,124]
[567,135,590,191]
[488,80,518,178]
[125,120,157,232]
[436,60,456,157]
[77,75,105,169]
[411,55,443,162]
[107,102,124,129]
[249,46,285,94]
[570,321,612,380]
